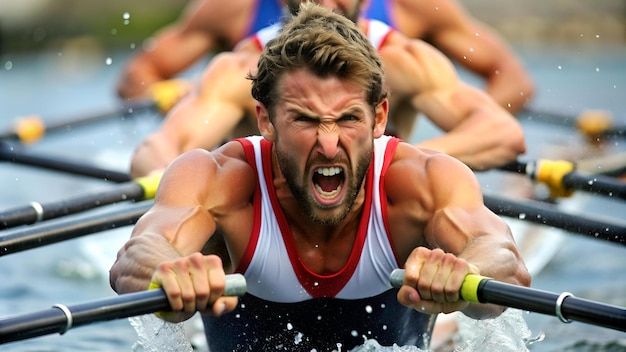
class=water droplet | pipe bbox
[4,61,12,70]
[123,12,131,20]
[469,47,474,53]
[365,305,373,314]
[557,65,562,70]
[105,57,113,66]
[351,330,358,337]
[287,323,293,330]
[518,213,526,220]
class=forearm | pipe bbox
[458,236,531,319]
[129,133,182,178]
[109,233,182,294]
[117,58,167,99]
[484,63,535,114]
[415,112,526,170]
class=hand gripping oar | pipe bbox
[499,159,626,200]
[0,172,161,229]
[0,274,247,345]
[389,269,626,333]
[0,99,158,144]
[483,193,626,245]
[0,142,131,182]
[0,200,153,256]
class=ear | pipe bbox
[373,98,389,138]
[256,102,276,142]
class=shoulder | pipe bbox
[385,142,480,208]
[161,142,256,201]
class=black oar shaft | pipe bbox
[498,159,626,201]
[0,182,145,229]
[562,172,626,200]
[478,280,626,332]
[0,200,152,256]
[0,274,247,344]
[0,99,157,142]
[0,290,168,344]
[390,270,626,333]
[483,194,626,245]
[0,142,130,182]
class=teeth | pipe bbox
[315,167,342,176]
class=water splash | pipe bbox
[454,309,534,352]
[129,314,193,352]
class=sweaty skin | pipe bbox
[112,68,529,326]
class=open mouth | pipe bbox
[312,166,345,202]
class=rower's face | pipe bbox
[284,0,364,23]
[258,69,386,224]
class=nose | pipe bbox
[317,122,339,159]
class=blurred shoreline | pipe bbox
[1,0,625,56]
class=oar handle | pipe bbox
[389,269,626,332]
[0,274,247,344]
[389,269,487,303]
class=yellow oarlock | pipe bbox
[148,79,192,114]
[535,159,575,198]
[134,171,164,200]
[577,110,613,141]
[15,115,45,144]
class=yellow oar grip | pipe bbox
[535,159,575,198]
[148,79,190,114]
[389,269,489,304]
[576,110,613,139]
[134,172,163,200]
[460,274,490,303]
[15,116,45,144]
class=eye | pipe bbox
[295,115,317,123]
[339,114,360,122]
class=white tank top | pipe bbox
[251,18,394,51]
[235,135,401,303]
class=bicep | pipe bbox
[421,154,508,251]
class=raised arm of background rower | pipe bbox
[116,0,259,99]
[387,0,535,113]
[388,143,530,318]
[129,49,257,178]
[380,32,526,171]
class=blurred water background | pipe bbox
[1,1,626,351]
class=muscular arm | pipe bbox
[116,0,256,98]
[389,146,530,318]
[381,37,526,170]
[111,145,255,321]
[397,0,534,113]
[129,51,258,178]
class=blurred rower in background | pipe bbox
[116,0,534,114]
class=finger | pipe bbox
[416,248,446,301]
[205,255,227,305]
[211,296,240,317]
[444,260,475,303]
[152,261,185,311]
[188,253,210,312]
[171,258,198,313]
[431,252,458,303]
